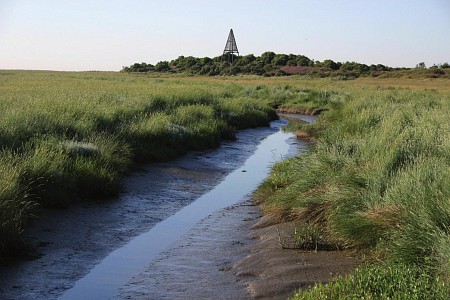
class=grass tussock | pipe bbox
[2,71,450,295]
[258,84,450,296]
[291,263,450,300]
[0,71,282,256]
[0,154,36,257]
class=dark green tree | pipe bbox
[286,54,298,66]
[261,51,276,65]
[416,62,426,69]
[272,54,289,66]
[155,61,170,72]
[296,55,312,66]
[341,61,370,74]
[235,54,256,67]
[322,59,340,70]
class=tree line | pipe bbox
[121,52,449,78]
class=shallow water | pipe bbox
[61,119,304,299]
[278,113,317,123]
[0,117,312,300]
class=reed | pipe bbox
[291,263,450,300]
[0,70,278,256]
[259,84,450,296]
[2,70,450,297]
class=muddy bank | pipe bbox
[0,116,358,300]
[0,122,284,300]
[115,115,359,299]
[61,121,302,299]
[116,199,360,300]
[235,218,360,299]
[115,198,258,299]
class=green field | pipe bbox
[0,71,280,256]
[1,70,450,298]
[254,77,450,298]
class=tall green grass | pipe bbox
[291,263,450,300]
[258,86,450,296]
[0,71,278,257]
[3,71,449,296]
[0,153,36,256]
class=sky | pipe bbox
[0,0,449,71]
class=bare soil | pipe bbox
[116,200,360,300]
[0,125,277,300]
[235,218,360,299]
[0,118,359,300]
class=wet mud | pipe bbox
[0,116,358,300]
[115,198,259,300]
[0,122,282,300]
[115,200,359,300]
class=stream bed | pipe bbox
[0,117,309,300]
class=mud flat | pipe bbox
[115,198,258,299]
[0,119,296,299]
[234,216,360,299]
[116,114,359,300]
[0,116,358,300]
[116,195,359,300]
[60,118,304,299]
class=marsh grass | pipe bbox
[0,71,280,256]
[2,70,450,295]
[291,263,450,300]
[0,154,36,256]
[63,141,100,157]
[258,83,450,296]
[277,223,338,251]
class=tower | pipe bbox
[223,29,239,64]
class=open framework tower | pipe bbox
[223,29,239,64]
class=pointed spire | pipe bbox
[223,29,239,55]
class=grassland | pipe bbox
[0,70,281,257]
[253,77,450,298]
[1,70,449,298]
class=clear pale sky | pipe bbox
[1,0,449,71]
